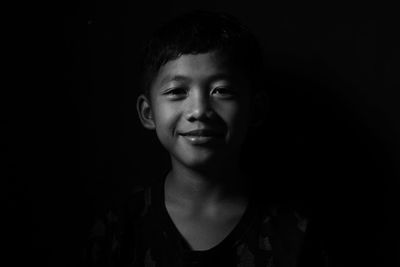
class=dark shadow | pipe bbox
[241,56,397,266]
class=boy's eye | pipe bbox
[164,87,187,98]
[211,87,236,98]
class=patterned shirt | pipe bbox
[86,178,327,267]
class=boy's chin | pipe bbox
[172,152,223,170]
[167,142,241,171]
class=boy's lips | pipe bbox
[179,129,224,137]
[178,129,224,145]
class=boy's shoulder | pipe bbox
[88,183,156,237]
[86,183,156,264]
[119,182,160,223]
[251,191,308,229]
[256,199,309,236]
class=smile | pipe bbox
[179,129,224,145]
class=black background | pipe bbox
[10,1,398,266]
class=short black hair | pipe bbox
[140,10,264,96]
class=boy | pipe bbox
[87,10,325,267]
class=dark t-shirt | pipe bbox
[86,178,328,267]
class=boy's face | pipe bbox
[138,51,253,170]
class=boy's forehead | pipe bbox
[154,52,241,85]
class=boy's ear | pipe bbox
[250,91,269,128]
[136,94,156,130]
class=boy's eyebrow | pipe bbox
[160,73,235,84]
[207,73,235,82]
[160,75,191,84]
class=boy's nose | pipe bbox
[185,92,214,122]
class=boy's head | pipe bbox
[137,11,267,171]
[140,10,265,98]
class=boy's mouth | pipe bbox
[179,129,224,145]
[179,129,224,137]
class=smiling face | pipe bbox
[137,51,253,171]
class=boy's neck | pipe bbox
[165,160,248,206]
